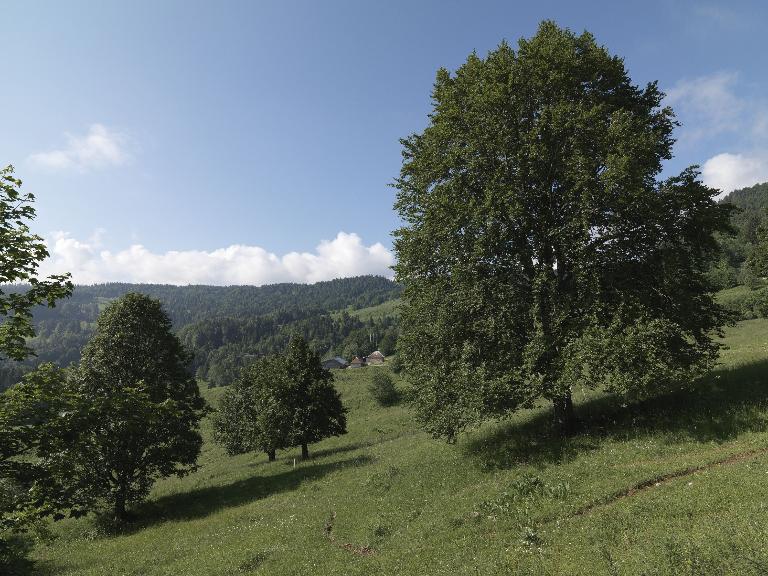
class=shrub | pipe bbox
[389,354,404,374]
[368,372,399,406]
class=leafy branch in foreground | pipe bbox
[0,165,72,361]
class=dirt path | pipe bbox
[571,445,768,518]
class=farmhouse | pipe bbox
[321,356,349,370]
[349,356,366,368]
[367,350,386,365]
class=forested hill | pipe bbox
[710,181,768,288]
[0,276,402,391]
[726,181,768,215]
[24,275,400,327]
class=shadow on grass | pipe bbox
[310,442,371,459]
[309,433,413,459]
[123,454,373,531]
[1,534,62,576]
[463,359,768,470]
[1,559,61,576]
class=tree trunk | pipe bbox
[552,390,576,437]
[267,449,276,462]
[301,443,309,460]
[114,489,127,521]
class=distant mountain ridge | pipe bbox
[723,181,768,241]
[709,181,768,289]
[723,181,768,213]
[0,276,402,391]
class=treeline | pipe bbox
[710,182,768,289]
[0,276,401,391]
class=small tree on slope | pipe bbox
[214,337,346,461]
[213,356,293,462]
[284,336,347,460]
[393,21,733,440]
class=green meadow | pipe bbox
[30,318,768,575]
[337,299,401,322]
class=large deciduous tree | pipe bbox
[67,293,209,520]
[393,22,733,440]
[0,364,85,540]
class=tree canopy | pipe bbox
[393,21,733,440]
[0,165,73,565]
[0,364,85,543]
[747,215,768,280]
[708,182,768,289]
[0,276,401,391]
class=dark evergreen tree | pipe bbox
[747,215,768,280]
[368,371,399,406]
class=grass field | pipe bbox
[28,319,768,575]
[337,299,400,322]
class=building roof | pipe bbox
[368,350,385,359]
[322,357,349,366]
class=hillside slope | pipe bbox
[30,318,768,575]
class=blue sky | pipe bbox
[2,0,767,284]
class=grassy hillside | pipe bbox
[336,298,401,322]
[715,284,752,305]
[30,319,768,575]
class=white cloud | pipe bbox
[702,152,768,196]
[667,72,768,194]
[29,124,129,171]
[39,231,394,286]
[665,72,744,143]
